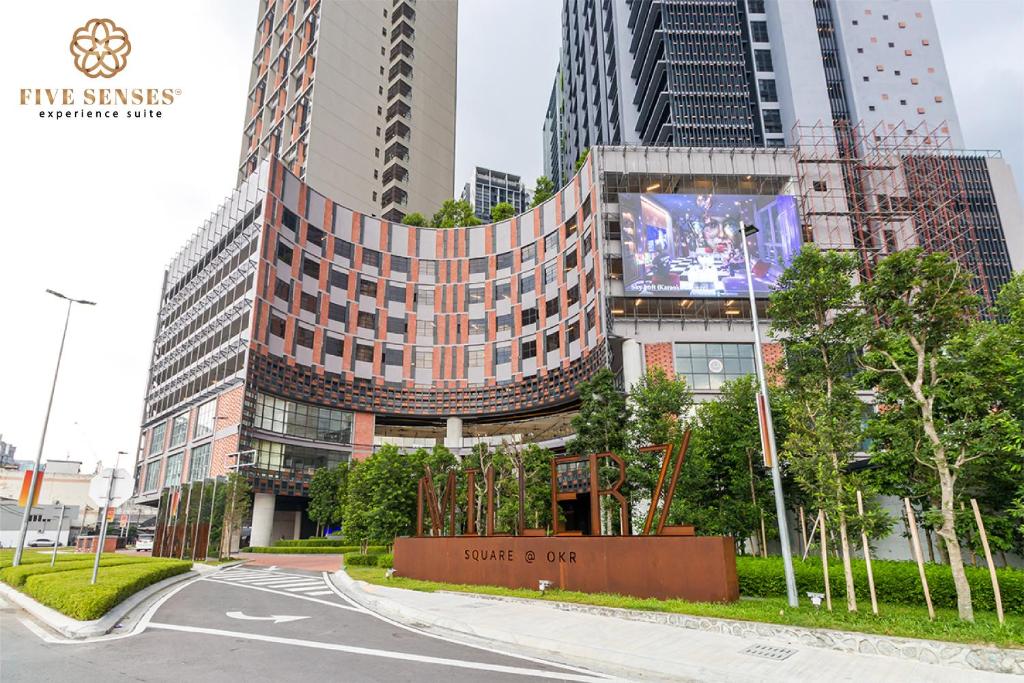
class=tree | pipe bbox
[574,148,589,173]
[531,176,555,207]
[769,246,874,612]
[403,212,427,227]
[431,199,481,229]
[568,368,628,457]
[490,201,515,222]
[217,472,251,557]
[308,463,348,535]
[626,368,693,524]
[859,248,985,621]
[669,376,785,552]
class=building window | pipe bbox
[496,313,512,335]
[144,461,161,491]
[274,278,291,301]
[269,313,286,337]
[194,401,216,439]
[359,277,378,298]
[467,285,485,305]
[543,261,558,286]
[521,338,536,359]
[545,329,560,353]
[469,318,486,336]
[415,348,433,370]
[325,335,344,357]
[357,311,376,330]
[386,283,406,303]
[383,346,403,367]
[355,343,374,363]
[544,231,559,254]
[750,20,769,43]
[496,251,512,270]
[300,291,318,314]
[282,208,299,233]
[567,321,580,344]
[754,49,773,72]
[521,243,537,263]
[469,257,488,275]
[567,284,580,307]
[328,302,347,324]
[420,260,436,278]
[363,248,381,268]
[495,345,511,365]
[812,180,828,192]
[564,249,578,270]
[334,239,353,260]
[386,316,407,335]
[188,444,211,481]
[149,422,166,455]
[169,414,189,449]
[163,452,183,487]
[545,297,560,318]
[468,347,484,368]
[763,109,783,134]
[494,280,511,301]
[673,343,755,391]
[758,79,777,102]
[302,257,320,278]
[329,268,348,289]
[296,325,315,348]
[520,272,535,295]
[277,242,293,264]
[416,319,434,340]
[254,392,353,443]
[521,307,538,327]
[391,255,410,274]
[416,285,434,307]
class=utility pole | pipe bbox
[91,451,125,585]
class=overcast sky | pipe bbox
[0,0,1020,475]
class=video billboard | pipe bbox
[619,193,801,297]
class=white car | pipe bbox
[135,536,154,552]
[28,537,56,547]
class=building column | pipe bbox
[622,339,644,391]
[444,416,463,451]
[293,510,302,540]
[250,493,276,548]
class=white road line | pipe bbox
[304,590,335,596]
[203,578,365,612]
[320,573,611,679]
[146,622,608,682]
[283,584,327,592]
[245,580,321,588]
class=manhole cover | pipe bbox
[741,644,796,661]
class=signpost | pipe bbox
[88,456,133,585]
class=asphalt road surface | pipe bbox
[1,566,608,682]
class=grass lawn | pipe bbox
[0,549,192,620]
[345,565,1024,649]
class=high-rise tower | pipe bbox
[238,0,458,222]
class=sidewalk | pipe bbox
[331,571,1018,682]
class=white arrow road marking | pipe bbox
[226,611,309,624]
[265,566,278,571]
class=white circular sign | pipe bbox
[89,468,135,508]
[708,358,724,373]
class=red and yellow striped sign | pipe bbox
[18,470,43,507]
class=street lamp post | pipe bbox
[739,224,799,608]
[13,290,96,567]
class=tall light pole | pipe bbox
[13,290,96,567]
[739,224,799,608]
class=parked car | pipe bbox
[28,537,56,547]
[135,536,154,552]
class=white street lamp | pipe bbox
[739,224,799,608]
[13,290,96,567]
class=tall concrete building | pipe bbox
[461,167,531,221]
[547,0,1022,306]
[238,0,458,222]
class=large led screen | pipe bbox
[619,193,801,297]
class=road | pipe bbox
[1,565,608,682]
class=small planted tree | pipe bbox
[431,199,481,228]
[770,246,872,612]
[859,248,986,621]
[575,148,589,173]
[490,201,515,222]
[531,176,555,207]
[218,472,252,557]
[308,463,348,536]
[403,212,427,227]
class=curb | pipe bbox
[330,570,1024,677]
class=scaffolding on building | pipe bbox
[791,119,990,302]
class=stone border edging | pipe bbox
[331,569,1022,676]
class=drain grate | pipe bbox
[741,644,797,661]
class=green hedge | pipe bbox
[0,556,151,587]
[273,539,352,548]
[736,556,1023,614]
[21,560,192,621]
[343,553,384,566]
[243,545,388,554]
[376,553,394,569]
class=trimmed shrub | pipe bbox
[0,556,151,587]
[243,545,388,555]
[22,560,192,621]
[376,553,394,569]
[273,539,353,548]
[736,556,1024,614]
[343,553,382,566]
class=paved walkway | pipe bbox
[236,552,343,572]
[334,573,1013,683]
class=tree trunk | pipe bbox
[837,510,858,612]
[936,463,974,621]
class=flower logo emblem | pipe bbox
[70,19,131,78]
